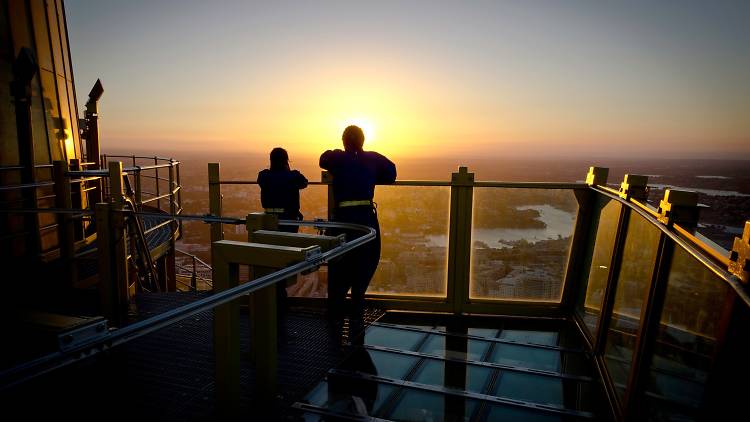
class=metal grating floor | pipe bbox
[2,291,384,420]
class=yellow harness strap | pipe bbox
[338,200,372,208]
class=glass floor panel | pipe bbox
[499,329,559,347]
[385,389,478,422]
[494,371,565,406]
[295,315,604,421]
[490,343,562,372]
[484,404,563,422]
[412,358,494,394]
[368,349,420,380]
[302,379,397,416]
[366,325,427,351]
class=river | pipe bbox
[426,204,576,248]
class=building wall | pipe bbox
[1,0,83,258]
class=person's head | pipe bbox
[269,147,289,170]
[342,125,365,152]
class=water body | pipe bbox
[426,205,576,248]
[649,184,749,197]
[696,175,731,180]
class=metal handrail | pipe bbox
[0,181,55,191]
[591,185,749,307]
[104,154,177,163]
[0,218,375,389]
[176,248,212,270]
[215,178,587,189]
[67,163,179,178]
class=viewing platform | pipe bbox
[2,162,749,422]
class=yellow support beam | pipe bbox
[211,240,321,415]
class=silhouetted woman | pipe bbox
[258,147,308,233]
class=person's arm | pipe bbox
[293,170,308,189]
[375,153,397,184]
[257,170,266,188]
[319,149,344,170]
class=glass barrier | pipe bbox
[603,212,661,401]
[369,185,451,296]
[575,197,622,340]
[469,188,578,301]
[642,245,733,420]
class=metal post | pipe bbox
[53,160,77,287]
[154,156,160,210]
[69,158,84,237]
[96,201,129,326]
[208,163,224,244]
[447,167,474,314]
[175,160,183,236]
[166,163,177,291]
[594,205,630,354]
[560,188,597,310]
[212,240,320,414]
[191,255,197,290]
[246,213,280,405]
[212,250,240,417]
[622,233,674,418]
[134,168,142,209]
[108,161,125,206]
[322,171,334,221]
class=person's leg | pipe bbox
[327,259,348,321]
[350,214,381,321]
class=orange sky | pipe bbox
[67,1,750,160]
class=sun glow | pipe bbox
[341,117,376,144]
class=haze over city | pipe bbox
[66,0,750,161]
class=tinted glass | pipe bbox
[371,186,450,296]
[643,246,732,420]
[577,198,622,338]
[603,213,661,401]
[470,188,578,301]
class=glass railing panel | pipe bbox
[469,188,578,301]
[370,185,451,296]
[575,197,622,340]
[603,212,661,401]
[642,245,732,420]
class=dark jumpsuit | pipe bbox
[257,168,308,233]
[257,168,308,304]
[319,149,397,319]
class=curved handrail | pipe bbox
[0,215,375,389]
[591,185,750,308]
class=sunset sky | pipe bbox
[66,0,750,160]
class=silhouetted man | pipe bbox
[320,125,397,323]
